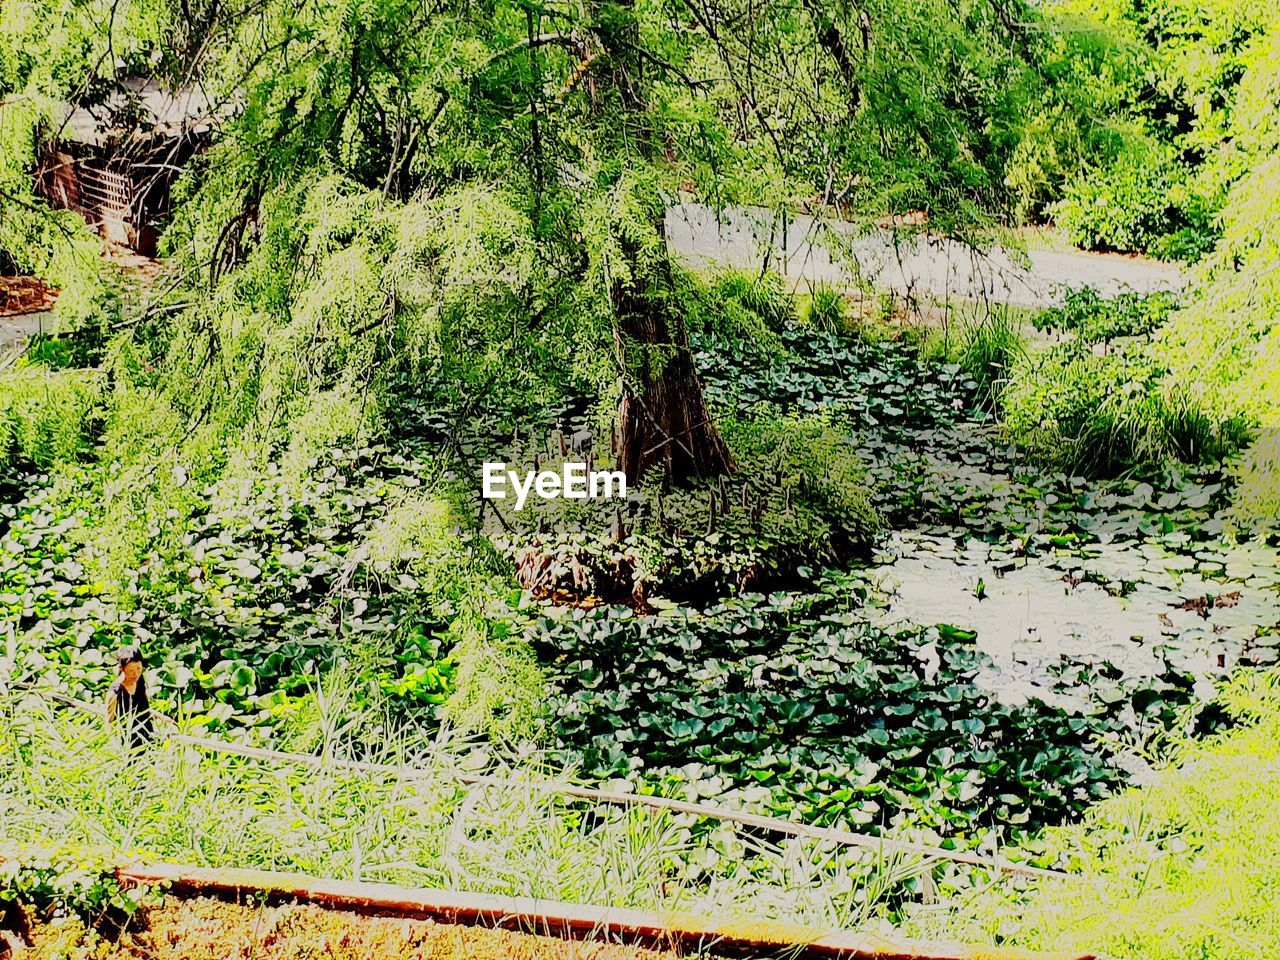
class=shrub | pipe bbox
[1001,342,1242,475]
[0,364,100,468]
[488,412,880,606]
[1035,287,1180,343]
[798,284,851,334]
[1051,131,1184,254]
[709,269,794,332]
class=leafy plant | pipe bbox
[1000,341,1244,476]
[913,668,1280,959]
[0,364,100,469]
[536,578,1202,845]
[0,841,152,922]
[798,284,851,334]
[1034,287,1179,343]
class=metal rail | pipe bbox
[21,686,1074,880]
[111,860,1096,960]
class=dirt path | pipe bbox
[0,312,53,348]
[666,204,1184,307]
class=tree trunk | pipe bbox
[612,228,734,485]
[592,0,734,486]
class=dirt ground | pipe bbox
[0,277,57,318]
[13,897,727,960]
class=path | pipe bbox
[666,203,1184,307]
[0,311,53,346]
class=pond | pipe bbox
[850,403,1280,711]
[867,529,1280,705]
[692,326,1280,711]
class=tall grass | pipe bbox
[798,283,851,334]
[957,305,1026,410]
[906,668,1280,959]
[0,685,911,929]
[1000,341,1247,476]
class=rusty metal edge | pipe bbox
[112,861,1095,960]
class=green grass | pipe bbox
[908,668,1280,959]
[0,682,906,929]
[956,304,1027,410]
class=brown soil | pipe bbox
[20,897,725,960]
[0,277,58,317]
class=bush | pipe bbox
[709,269,794,332]
[1035,287,1180,343]
[798,284,851,334]
[1051,132,1185,254]
[1001,342,1243,475]
[488,412,880,606]
[0,364,100,469]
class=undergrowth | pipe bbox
[0,689,907,930]
[908,667,1280,959]
[1000,341,1245,476]
[490,412,880,605]
[0,364,100,469]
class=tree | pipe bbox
[1,0,1048,486]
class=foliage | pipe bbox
[1229,434,1280,536]
[1033,287,1179,343]
[956,306,1025,410]
[1152,21,1280,527]
[0,363,100,469]
[696,329,972,430]
[1000,341,1243,476]
[0,442,504,740]
[797,284,852,335]
[0,693,901,928]
[0,841,152,922]
[1020,0,1278,258]
[1,0,1278,935]
[490,412,880,605]
[912,668,1280,958]
[708,270,794,333]
[537,576,1201,847]
[1048,129,1188,256]
[0,91,125,333]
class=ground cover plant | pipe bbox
[536,581,1198,842]
[1033,287,1179,345]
